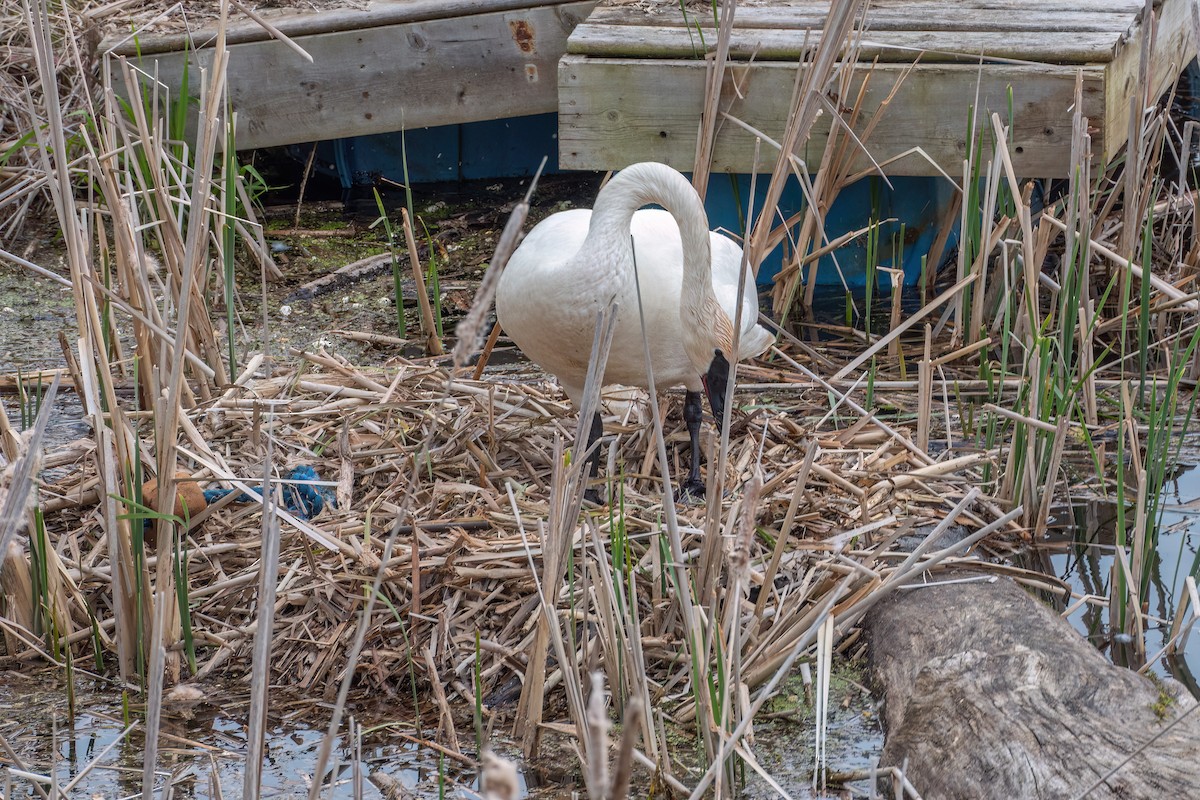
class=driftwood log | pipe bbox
[863,573,1200,799]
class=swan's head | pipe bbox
[686,299,736,430]
[701,349,731,430]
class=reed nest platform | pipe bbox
[97,0,598,150]
[16,343,1027,712]
[560,0,1199,176]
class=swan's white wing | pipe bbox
[496,209,600,396]
[503,209,592,276]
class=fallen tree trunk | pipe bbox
[862,573,1200,799]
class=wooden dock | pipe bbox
[100,0,596,151]
[559,0,1199,177]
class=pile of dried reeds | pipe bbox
[7,336,1024,780]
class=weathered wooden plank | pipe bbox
[1103,0,1198,164]
[589,0,1144,20]
[109,2,597,151]
[749,0,1144,9]
[567,22,1119,63]
[558,55,1104,177]
[585,4,1141,34]
[101,0,591,56]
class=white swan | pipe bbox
[495,162,774,498]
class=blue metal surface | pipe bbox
[302,113,561,188]
[460,114,560,179]
[332,127,458,186]
[702,173,958,288]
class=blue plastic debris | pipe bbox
[203,465,334,521]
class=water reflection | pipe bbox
[1025,465,1200,698]
[0,674,527,798]
[0,666,889,798]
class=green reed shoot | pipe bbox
[397,126,420,333]
[565,517,578,653]
[954,382,971,438]
[89,609,105,672]
[65,616,75,721]
[960,104,987,332]
[1137,211,1154,404]
[129,363,150,686]
[28,509,51,645]
[119,39,193,214]
[656,528,672,597]
[608,480,630,583]
[727,173,747,234]
[864,221,877,337]
[707,629,733,782]
[19,369,45,430]
[1113,395,1130,627]
[678,569,717,766]
[399,126,417,230]
[374,587,425,734]
[1,130,35,168]
[1138,324,1200,591]
[167,47,192,162]
[919,253,930,304]
[173,532,196,674]
[605,481,633,704]
[371,188,407,338]
[678,0,707,54]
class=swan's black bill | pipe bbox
[701,349,731,431]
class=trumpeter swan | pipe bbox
[495,162,774,499]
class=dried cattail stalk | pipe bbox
[452,160,545,370]
[369,771,417,800]
[609,697,643,800]
[400,207,444,356]
[38,541,77,642]
[480,749,520,800]
[585,671,611,799]
[336,422,354,511]
[728,469,762,579]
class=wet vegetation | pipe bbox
[1,0,1200,797]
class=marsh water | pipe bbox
[0,673,487,798]
[0,669,881,798]
[1032,462,1200,695]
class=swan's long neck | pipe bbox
[584,163,718,341]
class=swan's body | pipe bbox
[495,162,774,496]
